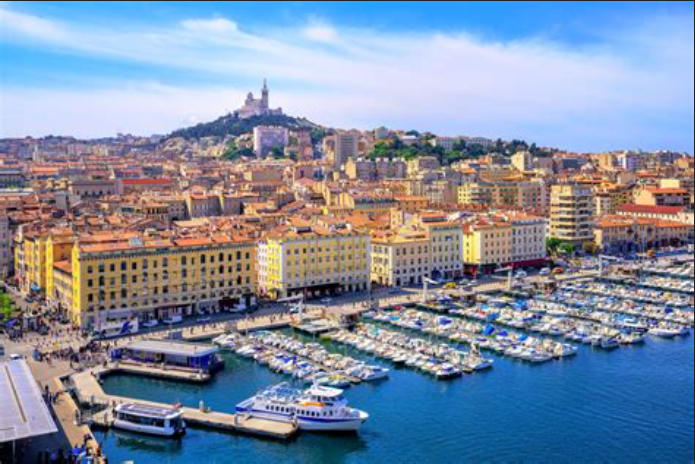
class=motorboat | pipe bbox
[113,403,186,437]
[236,383,369,432]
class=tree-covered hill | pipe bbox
[167,113,321,140]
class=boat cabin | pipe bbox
[114,403,185,437]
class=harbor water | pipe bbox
[95,332,694,463]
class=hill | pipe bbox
[167,113,321,141]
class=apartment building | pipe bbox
[258,222,371,300]
[66,234,257,329]
[549,184,594,245]
[417,213,463,281]
[371,229,430,287]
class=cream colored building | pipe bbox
[0,211,9,279]
[371,229,430,287]
[258,222,371,300]
[507,213,548,265]
[463,220,513,275]
[550,184,594,245]
[417,213,464,280]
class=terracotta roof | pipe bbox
[122,178,172,185]
[645,188,688,195]
[618,204,685,215]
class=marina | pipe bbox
[68,259,694,463]
[217,331,390,386]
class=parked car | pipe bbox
[444,282,458,290]
[142,320,159,329]
[539,268,551,276]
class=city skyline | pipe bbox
[0,1,694,152]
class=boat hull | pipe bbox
[113,420,186,438]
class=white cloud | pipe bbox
[0,7,67,42]
[0,4,692,152]
[181,17,238,35]
[302,20,339,43]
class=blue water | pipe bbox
[95,333,694,464]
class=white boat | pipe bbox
[649,326,681,339]
[619,333,645,345]
[113,403,186,437]
[464,355,494,371]
[600,338,620,350]
[236,383,369,432]
[434,364,462,379]
[554,344,578,358]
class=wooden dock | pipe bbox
[71,370,297,440]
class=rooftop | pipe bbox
[0,360,58,444]
[124,340,219,358]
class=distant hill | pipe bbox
[167,113,321,140]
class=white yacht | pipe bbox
[649,325,681,339]
[236,383,369,432]
[113,403,186,437]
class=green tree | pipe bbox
[546,237,564,256]
[559,242,576,256]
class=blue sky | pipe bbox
[1,1,693,152]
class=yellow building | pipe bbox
[45,234,76,299]
[595,216,694,254]
[634,187,690,207]
[371,228,430,287]
[416,213,464,281]
[14,229,74,295]
[463,220,513,275]
[67,234,257,329]
[258,222,371,300]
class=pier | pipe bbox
[69,370,298,440]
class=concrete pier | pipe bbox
[70,370,297,440]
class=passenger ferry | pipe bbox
[236,383,369,432]
[113,403,186,437]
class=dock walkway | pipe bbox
[70,370,297,440]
